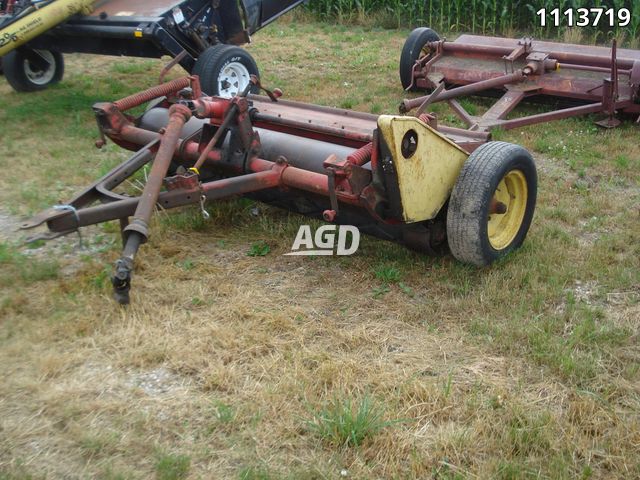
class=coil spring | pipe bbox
[347,142,373,166]
[114,77,191,112]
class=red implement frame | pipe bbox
[22,76,485,303]
[401,32,640,131]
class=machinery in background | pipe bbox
[0,0,304,94]
[399,28,640,129]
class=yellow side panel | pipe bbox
[377,115,469,223]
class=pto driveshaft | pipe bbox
[112,104,192,304]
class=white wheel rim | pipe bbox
[23,50,56,85]
[217,61,250,98]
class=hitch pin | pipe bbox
[199,194,210,220]
[53,204,84,249]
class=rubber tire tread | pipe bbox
[399,27,440,90]
[192,44,259,96]
[446,141,537,266]
[3,49,64,92]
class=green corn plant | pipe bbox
[303,0,638,41]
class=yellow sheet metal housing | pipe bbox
[377,115,469,223]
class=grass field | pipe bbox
[1,17,639,480]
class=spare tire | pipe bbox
[192,44,259,98]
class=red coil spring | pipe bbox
[418,113,435,125]
[113,77,191,112]
[347,142,373,166]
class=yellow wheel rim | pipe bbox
[419,45,432,60]
[487,169,528,250]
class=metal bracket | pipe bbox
[250,74,282,102]
[326,167,339,217]
[503,38,532,74]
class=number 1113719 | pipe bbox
[536,8,631,28]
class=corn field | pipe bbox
[304,0,640,41]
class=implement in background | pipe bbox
[399,28,640,129]
[0,0,304,93]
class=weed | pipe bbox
[506,409,552,457]
[155,453,190,480]
[239,466,273,480]
[339,99,354,109]
[372,284,391,298]
[614,154,629,169]
[78,432,119,458]
[91,265,112,290]
[495,461,527,479]
[373,263,401,283]
[0,243,15,263]
[25,240,46,249]
[110,61,157,75]
[306,394,397,447]
[212,400,236,423]
[99,466,130,480]
[0,458,45,480]
[20,260,59,283]
[441,371,454,398]
[247,241,271,257]
[433,462,466,479]
[191,297,206,306]
[459,99,478,116]
[398,282,414,297]
[177,259,195,271]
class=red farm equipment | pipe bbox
[18,28,640,304]
[20,75,539,304]
[399,28,640,130]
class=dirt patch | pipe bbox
[0,208,116,275]
[0,210,21,243]
[127,366,190,397]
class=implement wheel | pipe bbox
[446,142,537,266]
[3,49,64,92]
[193,44,259,98]
[399,27,440,91]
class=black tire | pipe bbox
[446,142,537,266]
[192,44,259,98]
[399,27,440,91]
[3,49,64,92]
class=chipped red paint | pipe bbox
[403,34,640,130]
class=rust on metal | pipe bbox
[401,31,640,131]
[113,77,192,112]
[21,73,529,304]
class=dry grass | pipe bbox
[1,16,640,480]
